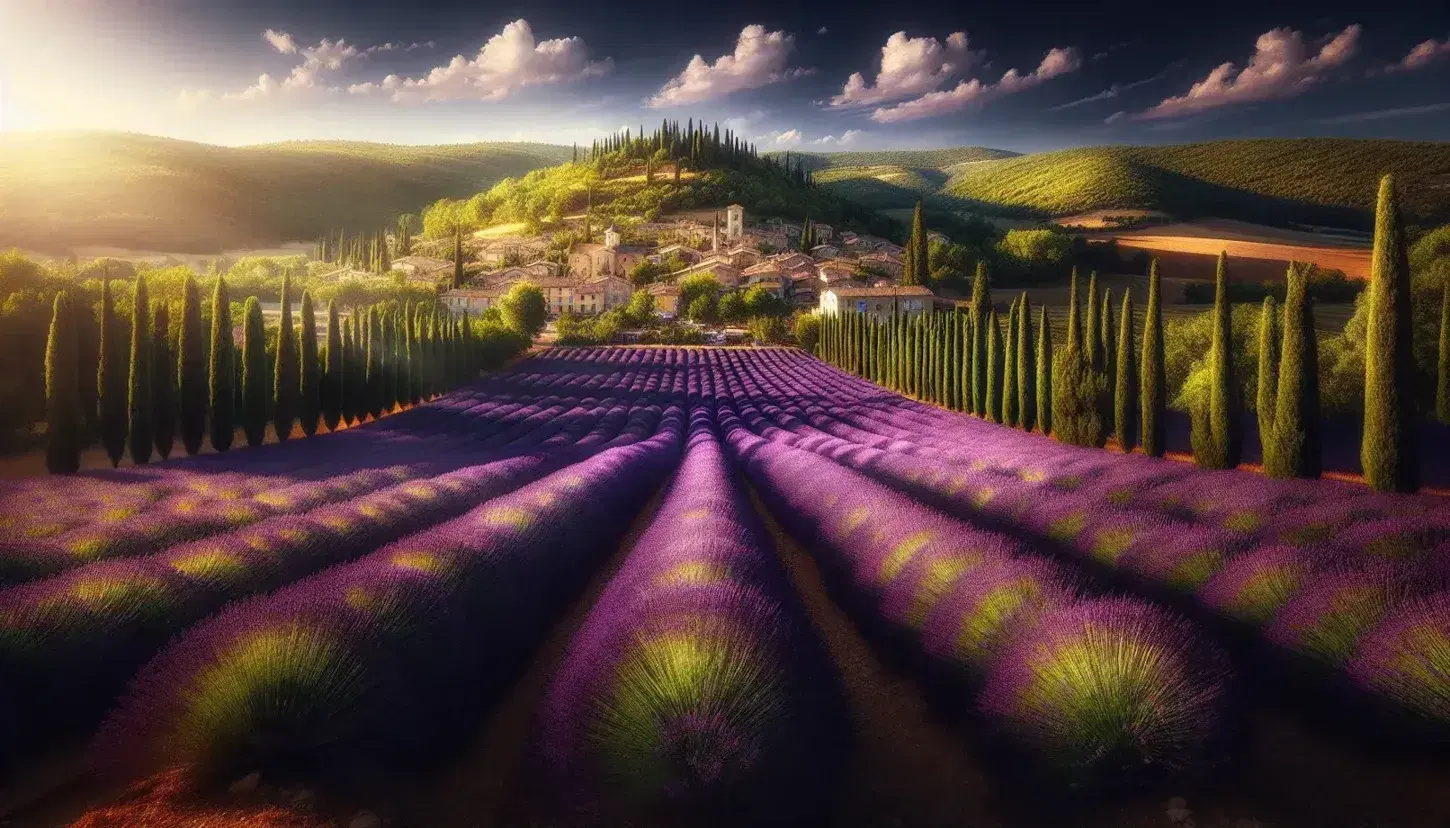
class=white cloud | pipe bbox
[818,27,829,35]
[756,129,803,145]
[870,46,1081,122]
[347,19,611,102]
[263,29,297,55]
[813,129,863,145]
[1387,36,1450,72]
[648,25,806,107]
[220,34,367,100]
[1104,110,1127,124]
[831,31,979,108]
[1139,25,1360,119]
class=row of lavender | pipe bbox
[0,347,693,584]
[0,352,697,781]
[718,347,1450,733]
[533,417,847,825]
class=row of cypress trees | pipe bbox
[44,275,486,473]
[817,261,1172,458]
[817,177,1443,493]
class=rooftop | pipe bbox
[828,286,935,298]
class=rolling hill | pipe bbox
[944,139,1450,230]
[774,147,1018,213]
[0,132,573,253]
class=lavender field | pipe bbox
[4,346,1450,827]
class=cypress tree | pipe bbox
[381,310,396,413]
[45,293,83,474]
[452,229,465,290]
[1256,296,1281,458]
[1018,293,1036,433]
[323,300,342,431]
[987,310,1004,424]
[127,276,153,466]
[1065,268,1082,352]
[1003,301,1019,427]
[241,298,267,448]
[1438,284,1449,425]
[1141,260,1166,457]
[400,303,415,398]
[904,201,928,286]
[1267,264,1321,479]
[208,278,235,452]
[971,262,989,415]
[1362,174,1419,492]
[340,318,356,426]
[178,275,206,455]
[76,300,100,441]
[369,306,385,418]
[152,303,175,460]
[1037,306,1053,436]
[1101,288,1116,422]
[1084,271,1101,372]
[273,275,298,442]
[1197,251,1241,469]
[98,279,127,467]
[408,307,422,404]
[299,291,320,437]
[1115,291,1138,453]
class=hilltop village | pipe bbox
[318,204,944,325]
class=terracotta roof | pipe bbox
[392,255,452,270]
[827,286,935,298]
[741,261,783,276]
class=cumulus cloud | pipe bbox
[1386,36,1450,72]
[217,33,369,101]
[813,129,863,145]
[831,31,979,108]
[648,25,807,107]
[347,19,611,102]
[870,46,1081,122]
[756,129,803,145]
[818,26,829,35]
[263,29,297,55]
[1138,24,1360,119]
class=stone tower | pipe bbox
[726,204,744,240]
[604,224,621,250]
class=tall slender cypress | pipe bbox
[971,262,990,415]
[208,278,234,452]
[76,300,100,442]
[152,303,175,460]
[382,309,397,413]
[410,308,422,404]
[299,291,320,437]
[241,298,267,448]
[1003,300,1019,427]
[1256,296,1281,457]
[368,306,384,418]
[987,310,1004,424]
[1438,284,1450,425]
[45,293,83,474]
[400,303,415,399]
[340,318,356,426]
[1101,288,1116,423]
[1199,251,1241,469]
[1018,294,1036,433]
[1141,260,1166,457]
[1085,271,1101,372]
[323,299,342,431]
[1362,174,1419,492]
[1115,291,1138,453]
[1065,268,1082,352]
[273,275,297,441]
[1268,264,1321,479]
[1037,306,1053,436]
[127,276,153,466]
[98,279,127,467]
[178,275,206,455]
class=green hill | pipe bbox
[781,147,1019,171]
[773,147,1017,213]
[944,139,1450,229]
[0,132,573,253]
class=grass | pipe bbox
[0,132,572,253]
[944,139,1450,229]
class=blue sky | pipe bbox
[2,0,1448,152]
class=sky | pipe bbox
[2,0,1449,153]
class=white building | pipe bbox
[819,285,936,321]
